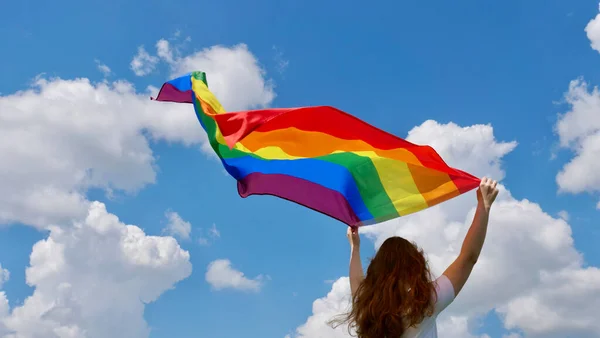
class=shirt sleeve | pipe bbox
[433,274,455,316]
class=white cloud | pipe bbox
[502,333,523,338]
[95,60,111,76]
[130,46,159,76]
[1,202,192,338]
[205,259,264,292]
[291,277,353,338]
[0,41,275,336]
[0,265,9,335]
[273,46,289,74]
[291,121,600,338]
[557,210,570,221]
[0,77,199,228]
[198,224,220,246]
[555,10,600,204]
[437,316,491,338]
[156,39,175,64]
[0,292,8,336]
[555,79,600,205]
[498,267,600,337]
[0,264,8,289]
[585,6,600,53]
[405,120,517,181]
[170,44,275,111]
[0,43,275,230]
[131,37,276,112]
[163,210,192,240]
[208,224,220,238]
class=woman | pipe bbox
[332,177,499,338]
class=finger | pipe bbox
[491,180,498,189]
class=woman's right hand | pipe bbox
[477,177,499,210]
[347,226,360,250]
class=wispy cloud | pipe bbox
[557,210,570,221]
[95,59,111,76]
[130,46,159,76]
[0,264,9,289]
[163,210,192,240]
[198,223,220,246]
[273,46,289,75]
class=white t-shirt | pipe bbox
[400,275,456,338]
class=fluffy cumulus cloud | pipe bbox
[170,43,275,111]
[555,10,600,205]
[290,120,600,338]
[0,40,275,337]
[0,42,275,229]
[585,4,600,54]
[205,259,265,292]
[130,36,275,111]
[1,202,191,338]
[555,79,600,202]
[291,278,353,338]
[0,77,197,228]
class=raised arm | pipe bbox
[443,177,498,296]
[347,226,364,297]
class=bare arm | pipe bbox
[347,227,364,297]
[443,178,498,296]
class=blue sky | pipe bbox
[1,0,600,337]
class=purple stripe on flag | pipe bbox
[153,83,193,103]
[237,172,361,226]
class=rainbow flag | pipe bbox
[154,71,480,227]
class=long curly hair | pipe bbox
[330,236,436,337]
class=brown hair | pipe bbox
[330,237,436,337]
